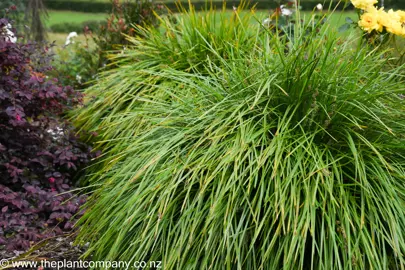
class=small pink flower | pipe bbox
[49,177,55,183]
[15,114,21,121]
[51,188,56,192]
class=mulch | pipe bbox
[1,233,90,270]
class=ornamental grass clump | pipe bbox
[74,5,405,269]
[72,3,256,144]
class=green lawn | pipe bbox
[46,10,357,46]
[326,11,357,27]
[45,10,107,27]
[45,8,356,29]
[176,10,357,32]
[259,10,357,26]
[48,32,91,45]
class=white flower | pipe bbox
[280,5,293,16]
[120,46,128,55]
[67,31,78,39]
[5,29,16,43]
[2,23,17,43]
[316,3,323,11]
[65,32,78,46]
[233,6,237,11]
[47,127,64,140]
[76,74,82,83]
[262,18,272,26]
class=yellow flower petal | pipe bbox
[351,0,378,11]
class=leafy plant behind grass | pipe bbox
[73,4,405,269]
[49,0,165,91]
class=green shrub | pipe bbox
[49,20,106,33]
[50,0,162,90]
[93,0,163,68]
[73,4,405,269]
[51,41,99,89]
[44,0,112,13]
[82,19,106,32]
[0,0,24,32]
[49,22,80,33]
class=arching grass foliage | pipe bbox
[72,4,405,269]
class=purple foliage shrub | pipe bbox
[0,18,93,252]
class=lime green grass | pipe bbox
[45,10,107,27]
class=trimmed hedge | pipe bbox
[42,0,405,13]
[49,20,105,33]
[44,0,111,13]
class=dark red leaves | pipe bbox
[0,18,93,252]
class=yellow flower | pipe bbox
[387,9,401,22]
[387,23,405,37]
[356,5,405,37]
[358,12,383,33]
[384,19,405,36]
[376,9,405,36]
[397,10,405,23]
[377,9,393,28]
[351,0,378,10]
[363,3,378,13]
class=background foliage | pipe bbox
[41,0,405,13]
[50,0,164,90]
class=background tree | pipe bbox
[25,0,48,42]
